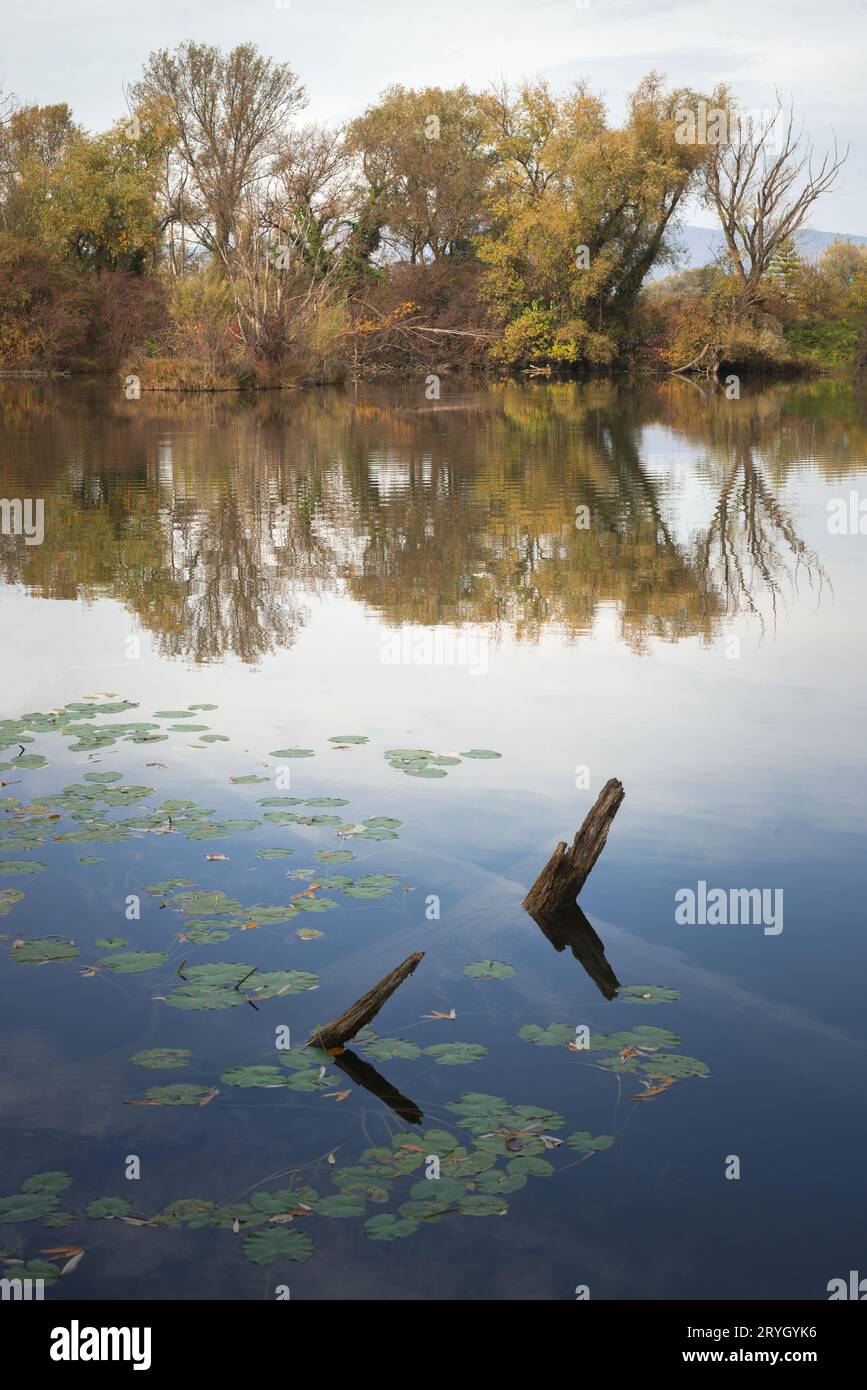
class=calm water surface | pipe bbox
[1,378,865,1300]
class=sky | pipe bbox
[3,0,866,233]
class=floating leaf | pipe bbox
[98,951,168,974]
[257,848,294,859]
[21,1172,71,1195]
[315,851,354,864]
[618,984,680,1004]
[142,1084,214,1106]
[13,937,79,964]
[85,1197,133,1219]
[0,859,47,876]
[565,1131,615,1153]
[328,735,368,745]
[459,749,502,759]
[131,1049,191,1070]
[270,749,314,759]
[361,1037,421,1061]
[221,1066,289,1088]
[243,1228,314,1265]
[518,1023,574,1047]
[94,937,127,950]
[640,1053,709,1078]
[464,960,516,980]
[424,1042,487,1066]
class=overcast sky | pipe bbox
[3,0,865,232]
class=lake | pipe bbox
[1,376,865,1300]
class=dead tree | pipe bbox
[522,778,624,917]
[307,951,424,1050]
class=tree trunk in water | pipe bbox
[522,778,625,917]
[307,951,425,1050]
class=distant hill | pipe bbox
[651,226,867,278]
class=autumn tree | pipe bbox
[704,95,846,312]
[477,74,708,366]
[346,84,492,265]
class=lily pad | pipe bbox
[518,1023,574,1047]
[13,937,79,964]
[618,984,680,1004]
[221,1066,289,1088]
[0,859,47,876]
[270,749,314,759]
[424,1042,487,1066]
[257,849,294,859]
[143,1084,214,1106]
[85,1196,133,1219]
[459,749,502,759]
[328,735,368,744]
[565,1131,615,1153]
[94,937,127,949]
[97,951,168,974]
[464,960,516,980]
[131,1049,191,1070]
[315,850,354,864]
[242,1228,314,1265]
[360,1038,422,1061]
[21,1171,71,1195]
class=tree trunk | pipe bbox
[307,951,425,1050]
[522,778,624,916]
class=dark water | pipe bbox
[1,377,865,1300]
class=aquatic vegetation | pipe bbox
[464,960,516,980]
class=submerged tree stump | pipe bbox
[307,951,425,1050]
[522,778,624,917]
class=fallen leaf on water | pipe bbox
[423,1008,456,1021]
[199,1087,220,1106]
[120,1217,154,1227]
[125,1099,161,1106]
[631,1078,677,1100]
[327,1153,336,1166]
[318,1066,326,1079]
[39,1246,84,1258]
[232,1218,240,1234]
[146,763,168,769]
[80,967,99,977]
[240,921,260,930]
[205,854,229,862]
[60,1250,86,1277]
[540,1134,564,1150]
[398,1144,424,1153]
[322,1090,351,1102]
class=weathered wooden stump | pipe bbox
[522,778,625,917]
[307,951,425,1050]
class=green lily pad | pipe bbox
[328,735,368,744]
[0,888,23,915]
[424,1042,487,1066]
[518,1023,574,1046]
[640,1053,710,1078]
[144,1084,214,1106]
[459,749,502,759]
[618,984,681,1004]
[0,1192,59,1222]
[257,849,294,859]
[131,1049,191,1069]
[221,1066,289,1088]
[97,951,168,974]
[565,1131,615,1153]
[270,749,314,759]
[464,960,516,980]
[21,1171,71,1195]
[12,937,79,964]
[242,1228,314,1265]
[0,859,47,876]
[361,1037,421,1061]
[296,927,323,939]
[94,937,127,949]
[364,1213,419,1241]
[304,798,349,807]
[230,775,270,785]
[85,1196,133,1219]
[315,850,354,863]
[79,856,106,864]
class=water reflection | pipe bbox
[1,378,859,663]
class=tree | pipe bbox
[0,101,77,240]
[476,74,708,365]
[704,95,846,311]
[346,85,491,264]
[132,42,306,262]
